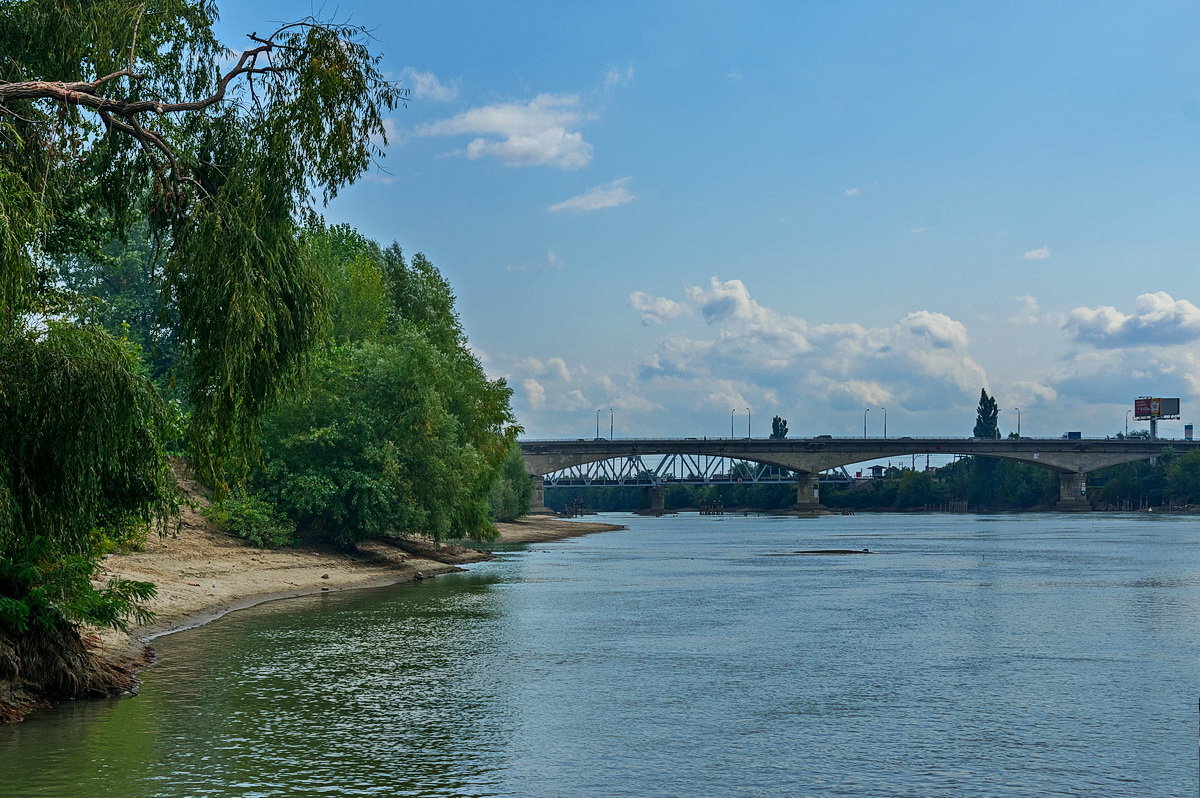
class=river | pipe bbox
[1,513,1198,796]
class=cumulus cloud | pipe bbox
[498,354,663,426]
[548,178,635,212]
[910,227,931,234]
[1022,246,1050,260]
[507,250,565,273]
[629,291,689,325]
[843,188,860,197]
[1064,292,1200,348]
[400,68,459,102]
[522,378,548,410]
[633,277,986,411]
[418,94,592,168]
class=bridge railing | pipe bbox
[521,435,1174,443]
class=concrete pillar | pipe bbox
[527,474,555,515]
[647,484,666,515]
[792,472,825,512]
[1055,471,1091,511]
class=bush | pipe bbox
[204,496,296,548]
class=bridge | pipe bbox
[519,436,1199,513]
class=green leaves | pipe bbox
[251,228,518,545]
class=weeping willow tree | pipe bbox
[0,0,403,689]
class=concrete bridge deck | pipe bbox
[520,436,1198,512]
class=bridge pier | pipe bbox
[790,472,827,514]
[650,485,665,514]
[1055,471,1092,511]
[528,474,555,515]
[636,484,666,516]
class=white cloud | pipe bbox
[549,178,635,212]
[844,188,860,197]
[909,227,931,234]
[635,277,985,411]
[400,68,459,102]
[1009,294,1041,325]
[502,354,662,422]
[522,378,547,410]
[604,65,635,89]
[508,250,565,273]
[629,291,689,326]
[1022,246,1050,260]
[418,93,593,168]
[1065,291,1200,348]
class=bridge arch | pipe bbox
[520,437,1190,512]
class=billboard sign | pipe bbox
[1133,397,1180,419]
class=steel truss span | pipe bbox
[542,453,853,488]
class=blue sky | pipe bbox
[219,1,1200,440]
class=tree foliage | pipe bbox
[973,389,1000,439]
[253,224,519,545]
[1,1,404,487]
[0,323,175,631]
[488,442,534,522]
[770,416,788,439]
[0,2,402,635]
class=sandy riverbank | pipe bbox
[1,494,621,723]
[92,509,622,657]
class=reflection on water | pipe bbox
[2,513,1198,796]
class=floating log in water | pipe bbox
[792,549,871,555]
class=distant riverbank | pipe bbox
[1,509,622,723]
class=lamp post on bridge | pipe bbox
[609,408,614,439]
[595,409,601,439]
[731,409,736,439]
[881,406,887,439]
[746,407,751,439]
[863,407,870,438]
[1014,407,1021,437]
[1125,409,1131,437]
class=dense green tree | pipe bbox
[488,443,534,522]
[252,225,518,545]
[894,470,936,508]
[0,0,402,706]
[973,389,1000,439]
[770,416,788,439]
[1166,449,1200,504]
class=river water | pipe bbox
[1,513,1198,796]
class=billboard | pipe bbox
[1133,397,1180,419]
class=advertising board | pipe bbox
[1133,397,1181,419]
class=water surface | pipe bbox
[2,513,1198,796]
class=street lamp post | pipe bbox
[609,408,614,439]
[731,409,736,439]
[881,407,887,439]
[863,408,870,438]
[1125,409,1131,436]
[595,409,601,439]
[1014,407,1021,437]
[746,407,751,439]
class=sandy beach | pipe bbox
[92,504,622,660]
[0,484,621,723]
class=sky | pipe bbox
[218,1,1200,441]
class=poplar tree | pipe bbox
[973,389,1000,439]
